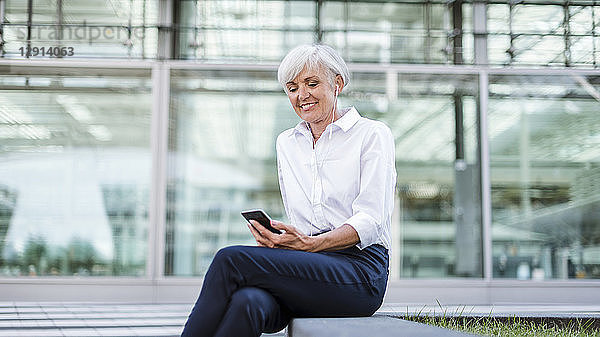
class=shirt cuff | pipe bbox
[345,211,379,250]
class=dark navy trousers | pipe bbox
[180,244,389,337]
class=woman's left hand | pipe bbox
[247,220,319,252]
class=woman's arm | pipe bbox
[308,223,360,252]
[247,220,359,252]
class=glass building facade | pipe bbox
[0,0,599,285]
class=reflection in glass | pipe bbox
[487,3,599,67]
[166,70,295,276]
[166,70,481,279]
[489,75,600,279]
[322,2,456,64]
[177,1,315,61]
[175,0,469,64]
[353,73,480,278]
[3,0,159,59]
[0,68,152,276]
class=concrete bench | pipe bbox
[287,314,480,337]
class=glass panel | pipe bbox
[570,6,593,36]
[348,3,425,30]
[487,3,600,67]
[3,0,159,59]
[166,69,291,276]
[488,35,511,65]
[177,0,315,62]
[512,35,566,66]
[489,74,600,279]
[0,68,151,276]
[321,1,452,64]
[461,3,474,64]
[167,69,480,278]
[0,66,152,277]
[511,5,564,35]
[487,4,511,35]
[381,73,480,278]
[321,2,345,31]
[570,36,595,66]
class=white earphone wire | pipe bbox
[307,84,339,236]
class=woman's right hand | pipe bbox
[247,220,323,252]
[247,220,268,247]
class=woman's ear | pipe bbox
[335,75,345,94]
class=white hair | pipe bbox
[277,44,350,91]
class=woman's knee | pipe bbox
[229,287,289,334]
[230,287,277,311]
[211,245,249,267]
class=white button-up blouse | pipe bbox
[276,107,397,250]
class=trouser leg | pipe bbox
[181,246,246,337]
[181,245,387,337]
[213,287,289,337]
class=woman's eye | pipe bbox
[288,88,297,92]
[308,82,318,87]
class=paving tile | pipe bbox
[130,326,182,336]
[95,313,125,319]
[117,317,183,324]
[16,307,44,313]
[147,318,186,325]
[151,311,189,317]
[13,320,43,328]
[47,313,78,320]
[82,319,119,327]
[43,307,72,313]
[74,313,107,319]
[16,313,48,320]
[94,327,137,336]
[0,320,20,328]
[112,318,160,326]
[0,329,64,336]
[52,319,90,327]
[13,302,43,307]
[61,328,102,336]
[0,313,20,320]
[28,330,65,337]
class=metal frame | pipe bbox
[149,64,170,282]
[0,0,4,57]
[473,0,487,65]
[479,70,492,281]
[1,0,600,302]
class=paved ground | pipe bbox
[0,302,598,336]
[0,302,285,337]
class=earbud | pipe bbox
[335,85,339,96]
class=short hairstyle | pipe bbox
[277,44,350,91]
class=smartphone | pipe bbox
[241,209,282,234]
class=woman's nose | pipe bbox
[297,86,310,100]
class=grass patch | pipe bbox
[403,315,600,337]
[401,301,600,337]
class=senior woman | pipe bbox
[181,44,396,337]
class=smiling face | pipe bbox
[285,65,343,129]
